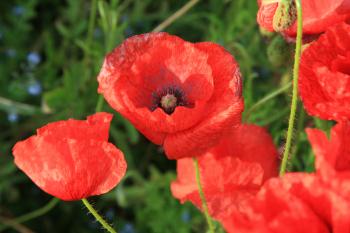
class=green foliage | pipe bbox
[131,167,204,233]
[0,0,323,232]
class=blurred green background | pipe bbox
[0,0,332,232]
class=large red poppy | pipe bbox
[299,23,350,121]
[220,122,350,233]
[97,32,244,159]
[12,113,127,201]
[223,173,350,233]
[257,0,350,39]
[171,124,278,221]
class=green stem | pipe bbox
[193,158,215,233]
[0,96,43,115]
[244,81,292,122]
[82,0,98,88]
[87,0,98,49]
[279,0,302,176]
[0,198,59,232]
[95,94,104,112]
[82,199,117,233]
[152,0,200,32]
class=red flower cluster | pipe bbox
[257,0,350,40]
[13,113,127,201]
[171,124,279,224]
[12,10,350,230]
[221,122,350,233]
[97,32,244,159]
[299,22,350,121]
[205,10,350,232]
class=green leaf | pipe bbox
[0,96,42,115]
[43,88,69,110]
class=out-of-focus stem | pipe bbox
[193,157,215,233]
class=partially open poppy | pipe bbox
[171,124,279,222]
[12,113,127,201]
[97,32,244,159]
[257,0,350,40]
[299,23,350,121]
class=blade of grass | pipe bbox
[152,0,200,32]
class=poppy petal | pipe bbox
[12,113,127,201]
[171,124,279,222]
[163,42,244,159]
[299,23,350,121]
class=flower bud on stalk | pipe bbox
[272,0,297,32]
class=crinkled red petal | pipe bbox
[211,124,279,180]
[223,174,332,233]
[163,42,244,159]
[37,112,113,141]
[12,113,127,201]
[307,121,350,175]
[299,23,350,121]
[171,124,279,222]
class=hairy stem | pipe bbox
[82,199,117,233]
[279,0,302,176]
[193,157,215,233]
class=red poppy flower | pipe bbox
[97,32,244,159]
[307,121,350,177]
[171,124,278,221]
[12,113,127,201]
[299,23,350,121]
[257,0,350,39]
[223,173,349,233]
[221,123,350,233]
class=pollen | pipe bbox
[160,94,178,114]
[151,86,193,115]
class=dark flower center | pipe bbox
[151,86,193,115]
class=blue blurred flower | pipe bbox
[121,14,129,23]
[6,49,17,58]
[27,81,42,96]
[88,220,99,229]
[120,223,135,233]
[8,112,19,123]
[93,27,102,39]
[27,52,41,66]
[181,210,191,223]
[12,6,25,16]
[105,208,115,221]
[125,27,134,37]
